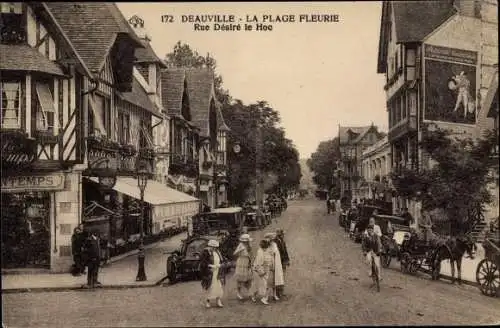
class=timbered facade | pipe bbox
[1,2,91,272]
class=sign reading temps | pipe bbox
[424,44,478,125]
[1,174,66,192]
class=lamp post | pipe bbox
[135,161,150,282]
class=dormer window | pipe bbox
[0,2,25,44]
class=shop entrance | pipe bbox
[1,192,51,269]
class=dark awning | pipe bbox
[0,44,66,77]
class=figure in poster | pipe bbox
[448,71,474,118]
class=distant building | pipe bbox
[360,136,392,205]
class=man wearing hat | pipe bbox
[265,232,284,301]
[199,239,227,308]
[233,233,253,300]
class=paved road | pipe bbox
[2,199,499,327]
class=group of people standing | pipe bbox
[71,225,104,289]
[199,229,290,308]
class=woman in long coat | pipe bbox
[265,232,284,301]
[199,239,227,308]
[233,233,253,300]
[252,239,273,305]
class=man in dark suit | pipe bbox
[83,229,102,288]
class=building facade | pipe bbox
[337,124,384,202]
[377,0,498,222]
[360,136,392,204]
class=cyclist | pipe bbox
[362,224,383,281]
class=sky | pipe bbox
[117,2,388,159]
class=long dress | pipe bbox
[207,250,224,300]
[269,241,284,287]
[234,243,252,285]
[252,248,272,297]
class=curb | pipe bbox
[2,275,170,294]
[418,268,479,288]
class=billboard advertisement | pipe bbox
[424,44,478,125]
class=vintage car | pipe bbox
[165,234,232,283]
[166,207,244,283]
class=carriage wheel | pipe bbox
[166,258,178,284]
[408,258,421,274]
[476,259,500,297]
[400,252,411,273]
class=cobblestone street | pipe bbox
[2,200,499,327]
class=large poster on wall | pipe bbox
[424,44,478,124]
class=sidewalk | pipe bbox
[2,233,186,293]
[436,244,484,285]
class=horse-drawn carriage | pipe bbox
[475,237,500,297]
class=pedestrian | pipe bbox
[82,229,102,289]
[71,225,85,276]
[265,232,284,301]
[326,196,331,214]
[233,233,253,300]
[274,229,290,298]
[252,239,273,305]
[419,208,434,246]
[199,239,227,308]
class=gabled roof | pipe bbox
[377,1,456,73]
[338,126,371,144]
[135,40,167,68]
[352,125,378,144]
[46,2,144,74]
[0,44,65,77]
[184,68,217,137]
[216,106,230,132]
[117,77,161,117]
[161,68,186,116]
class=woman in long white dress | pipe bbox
[252,239,273,305]
[199,239,226,308]
[265,232,284,301]
[233,233,253,300]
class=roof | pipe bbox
[117,77,161,117]
[377,1,456,73]
[216,106,230,132]
[338,126,372,144]
[352,125,378,144]
[135,40,167,68]
[209,207,243,214]
[0,44,65,76]
[46,2,144,73]
[161,68,186,116]
[184,68,217,137]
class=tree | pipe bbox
[164,43,302,204]
[390,128,497,235]
[307,138,340,191]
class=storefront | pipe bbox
[1,173,65,269]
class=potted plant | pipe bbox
[139,147,156,159]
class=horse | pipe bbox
[432,234,475,284]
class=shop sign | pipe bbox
[200,185,209,192]
[1,174,65,192]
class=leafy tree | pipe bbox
[164,43,302,204]
[307,138,340,191]
[390,128,498,235]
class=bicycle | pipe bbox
[366,251,380,292]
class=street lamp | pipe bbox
[135,160,150,282]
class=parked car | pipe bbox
[352,205,391,243]
[166,207,244,283]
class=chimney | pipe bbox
[128,15,151,42]
[453,0,481,18]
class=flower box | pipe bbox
[119,144,137,157]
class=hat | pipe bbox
[276,229,284,235]
[207,240,219,248]
[264,232,276,239]
[239,234,252,242]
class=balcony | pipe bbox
[388,116,417,142]
[169,152,198,178]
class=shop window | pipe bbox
[1,81,21,129]
[35,82,56,132]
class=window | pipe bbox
[1,81,21,129]
[35,82,56,132]
[117,112,130,144]
[1,3,25,44]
